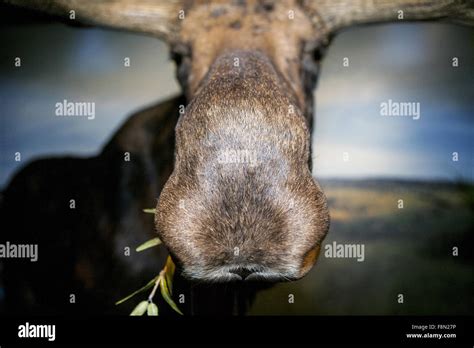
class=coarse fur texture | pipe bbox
[155,1,331,282]
[155,50,329,282]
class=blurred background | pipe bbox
[1,9,473,315]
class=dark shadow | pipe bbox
[1,95,271,316]
[1,96,179,315]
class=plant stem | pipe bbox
[148,271,164,302]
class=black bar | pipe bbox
[0,316,472,345]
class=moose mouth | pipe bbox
[224,266,292,282]
[194,269,294,283]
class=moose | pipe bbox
[1,0,472,315]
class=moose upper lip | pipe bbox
[225,271,286,282]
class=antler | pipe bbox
[3,0,186,42]
[302,0,474,38]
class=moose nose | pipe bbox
[228,267,255,280]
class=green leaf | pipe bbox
[115,275,159,305]
[143,208,156,214]
[130,301,149,316]
[136,237,162,252]
[160,274,183,315]
[164,256,175,295]
[147,302,159,316]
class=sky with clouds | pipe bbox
[0,17,472,187]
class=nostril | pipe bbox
[228,267,255,280]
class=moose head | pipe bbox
[7,0,472,282]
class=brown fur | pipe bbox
[155,1,331,282]
[156,48,329,282]
[179,0,319,113]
